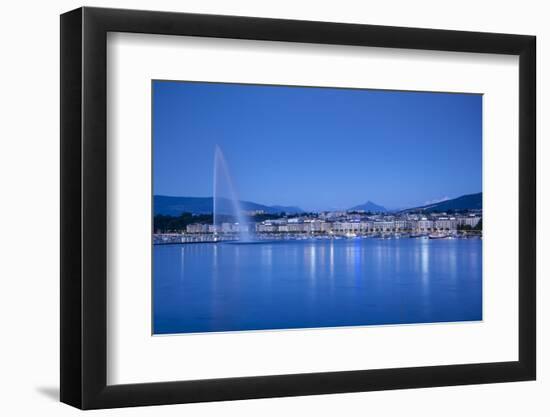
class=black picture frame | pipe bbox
[60,6,536,410]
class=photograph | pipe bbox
[0,0,542,413]
[152,80,483,335]
[48,1,542,412]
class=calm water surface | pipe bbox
[153,238,482,334]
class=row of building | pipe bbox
[186,215,481,235]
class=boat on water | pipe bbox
[428,232,448,239]
[410,233,427,239]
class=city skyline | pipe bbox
[153,81,482,211]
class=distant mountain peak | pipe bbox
[349,201,387,212]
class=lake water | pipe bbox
[153,238,482,334]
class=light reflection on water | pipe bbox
[153,238,482,334]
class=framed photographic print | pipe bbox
[60,7,536,409]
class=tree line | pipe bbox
[153,212,289,233]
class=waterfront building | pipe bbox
[186,223,209,233]
[278,224,290,233]
[217,222,250,233]
[434,217,457,231]
[325,211,347,219]
[331,222,344,234]
[303,220,329,233]
[332,221,368,234]
[416,218,433,233]
[256,222,277,233]
[321,221,333,233]
[288,223,305,233]
[360,221,373,233]
[394,220,410,231]
[373,221,395,232]
[457,216,481,228]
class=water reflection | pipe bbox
[180,247,185,282]
[153,239,482,334]
[329,241,334,279]
[418,239,431,314]
[307,243,317,280]
[261,244,273,267]
[212,244,218,269]
[448,246,458,284]
[420,238,430,280]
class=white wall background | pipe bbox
[0,0,545,415]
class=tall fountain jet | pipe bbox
[213,145,251,242]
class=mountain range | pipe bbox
[154,192,481,216]
[399,192,482,213]
[154,195,303,216]
[348,201,387,212]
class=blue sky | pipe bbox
[153,81,482,211]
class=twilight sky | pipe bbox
[153,80,482,211]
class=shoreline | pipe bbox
[153,233,482,245]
